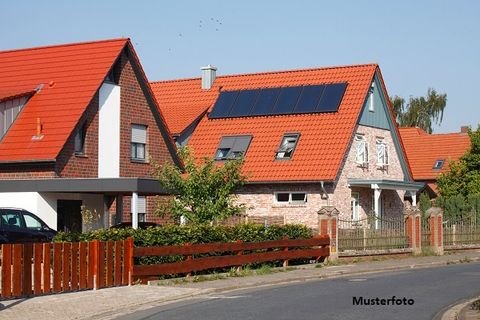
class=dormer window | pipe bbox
[433,159,445,169]
[376,138,389,166]
[276,134,299,160]
[214,135,252,161]
[355,134,368,165]
[0,95,29,140]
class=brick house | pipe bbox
[0,38,181,231]
[399,127,471,197]
[151,64,423,229]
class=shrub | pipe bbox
[53,223,312,246]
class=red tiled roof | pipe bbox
[0,38,129,162]
[0,87,37,103]
[153,64,380,182]
[399,127,470,180]
[151,79,215,135]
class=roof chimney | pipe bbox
[200,65,217,90]
[460,125,470,133]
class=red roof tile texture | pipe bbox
[0,38,128,161]
[399,127,470,180]
[152,64,379,182]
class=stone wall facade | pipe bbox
[238,125,407,229]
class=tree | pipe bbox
[390,88,447,133]
[154,147,248,224]
[437,125,480,198]
[437,125,480,220]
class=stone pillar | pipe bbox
[318,206,339,261]
[426,207,444,255]
[404,207,422,255]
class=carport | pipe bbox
[0,178,168,230]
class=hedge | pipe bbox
[53,224,313,269]
[53,223,313,246]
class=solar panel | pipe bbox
[274,86,302,114]
[229,90,259,117]
[209,83,347,119]
[294,85,325,113]
[209,91,238,118]
[251,88,281,115]
[316,82,347,112]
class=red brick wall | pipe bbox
[56,93,99,177]
[0,164,56,179]
[116,52,174,178]
[121,195,175,225]
[55,50,174,179]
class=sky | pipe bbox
[1,0,478,133]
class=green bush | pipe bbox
[53,223,312,246]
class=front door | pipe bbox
[57,200,82,233]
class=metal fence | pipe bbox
[444,216,480,247]
[338,215,408,252]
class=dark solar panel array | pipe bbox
[208,83,347,119]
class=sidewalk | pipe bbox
[1,250,479,320]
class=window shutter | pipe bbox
[137,196,146,214]
[366,142,369,162]
[385,145,389,165]
[356,140,365,163]
[131,124,147,144]
[231,136,252,153]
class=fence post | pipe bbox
[452,224,456,246]
[317,206,338,261]
[126,237,134,286]
[404,207,421,255]
[185,242,192,278]
[93,240,100,290]
[283,236,289,268]
[426,207,444,255]
[236,240,243,273]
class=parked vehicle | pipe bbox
[0,208,57,244]
[110,222,159,229]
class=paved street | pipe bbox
[0,250,479,320]
[118,262,480,320]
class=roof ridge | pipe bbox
[151,63,379,84]
[0,37,130,54]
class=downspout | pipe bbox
[320,181,329,205]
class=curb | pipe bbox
[150,255,480,296]
[434,296,480,320]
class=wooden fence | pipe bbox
[0,238,133,299]
[133,236,330,282]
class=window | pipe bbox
[23,213,43,230]
[137,196,146,222]
[0,96,29,140]
[131,124,147,161]
[274,192,307,205]
[433,159,445,169]
[355,135,368,165]
[368,82,375,112]
[351,192,360,220]
[74,123,87,155]
[1,211,22,227]
[376,138,389,166]
[276,134,299,160]
[214,135,252,160]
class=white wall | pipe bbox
[98,82,121,178]
[0,192,57,228]
[0,192,105,231]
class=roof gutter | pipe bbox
[0,159,56,164]
[247,180,335,185]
